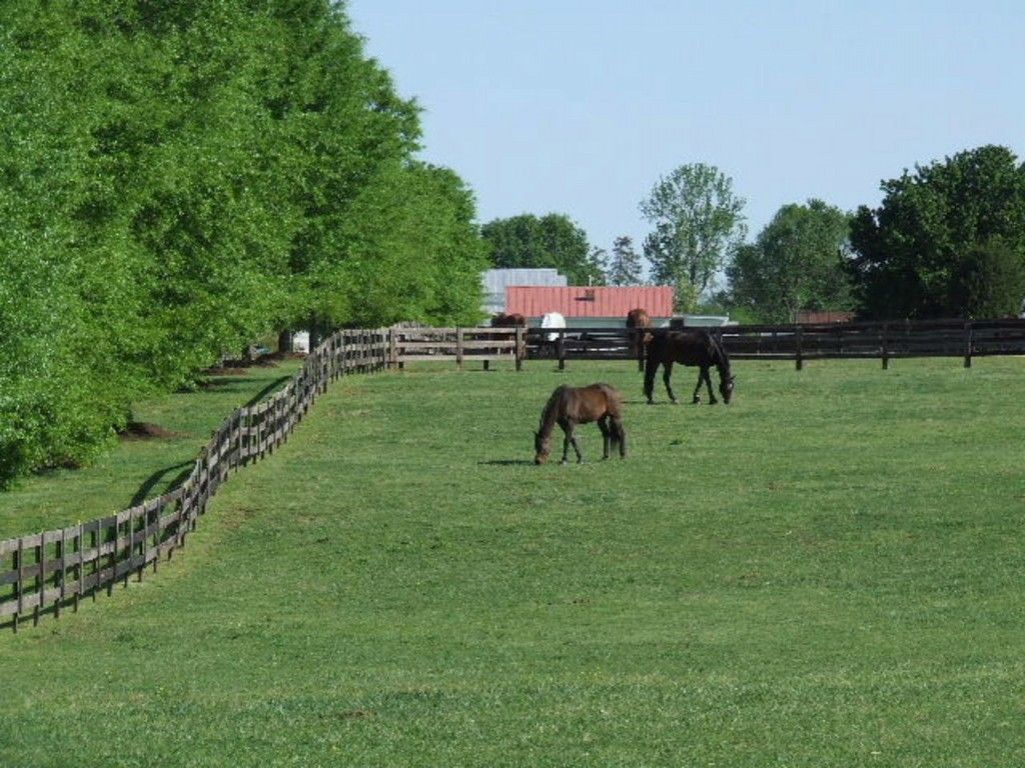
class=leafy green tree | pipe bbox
[481,213,602,285]
[640,163,746,311]
[606,236,644,285]
[727,200,853,323]
[950,238,1025,318]
[0,0,487,485]
[850,145,1025,319]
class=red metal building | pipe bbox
[505,286,674,319]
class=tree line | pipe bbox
[483,145,1025,324]
[0,1,486,485]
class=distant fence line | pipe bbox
[1,328,390,632]
[390,318,1025,370]
[6,317,1024,631]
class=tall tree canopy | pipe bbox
[727,200,853,323]
[640,163,746,312]
[606,236,644,286]
[481,213,604,285]
[849,145,1025,319]
[0,0,485,485]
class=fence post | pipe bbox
[456,328,464,371]
[557,331,566,371]
[964,320,973,368]
[388,327,397,369]
[795,324,803,371]
[515,326,524,371]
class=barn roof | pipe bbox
[505,286,674,318]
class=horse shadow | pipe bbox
[477,459,534,467]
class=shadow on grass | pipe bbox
[477,459,534,466]
[245,376,292,408]
[130,461,195,507]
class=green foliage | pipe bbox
[606,235,644,286]
[639,163,747,311]
[727,199,854,323]
[950,238,1025,318]
[850,145,1025,319]
[481,213,603,285]
[0,0,484,484]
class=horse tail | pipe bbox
[597,384,625,450]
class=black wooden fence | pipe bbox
[525,318,1025,370]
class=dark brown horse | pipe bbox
[491,312,526,327]
[534,384,626,464]
[625,308,652,361]
[644,329,734,405]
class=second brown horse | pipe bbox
[534,384,627,464]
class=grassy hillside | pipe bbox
[2,357,1024,767]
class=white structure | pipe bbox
[481,268,567,317]
[539,311,566,342]
[292,331,310,353]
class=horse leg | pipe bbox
[691,369,702,404]
[565,421,583,463]
[704,367,717,404]
[598,416,610,459]
[559,422,571,464]
[644,359,658,404]
[663,361,677,404]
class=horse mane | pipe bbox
[538,385,567,432]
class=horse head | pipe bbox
[533,429,551,464]
[719,374,735,404]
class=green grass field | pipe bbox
[2,357,1025,767]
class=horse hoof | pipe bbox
[692,397,700,404]
[560,460,568,465]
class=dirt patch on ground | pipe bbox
[119,422,187,441]
[201,365,250,376]
[263,350,306,362]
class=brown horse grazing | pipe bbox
[644,329,735,405]
[625,308,652,360]
[534,384,626,464]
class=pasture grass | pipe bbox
[2,357,1025,766]
[0,360,300,538]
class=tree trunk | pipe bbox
[278,330,293,354]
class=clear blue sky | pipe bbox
[347,1,1023,265]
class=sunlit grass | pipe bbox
[2,357,1024,767]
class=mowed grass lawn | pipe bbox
[2,357,1025,767]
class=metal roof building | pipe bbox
[505,286,674,321]
[481,268,568,316]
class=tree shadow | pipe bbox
[130,461,194,507]
[244,376,292,408]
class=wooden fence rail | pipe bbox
[521,319,1025,370]
[0,328,390,632]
